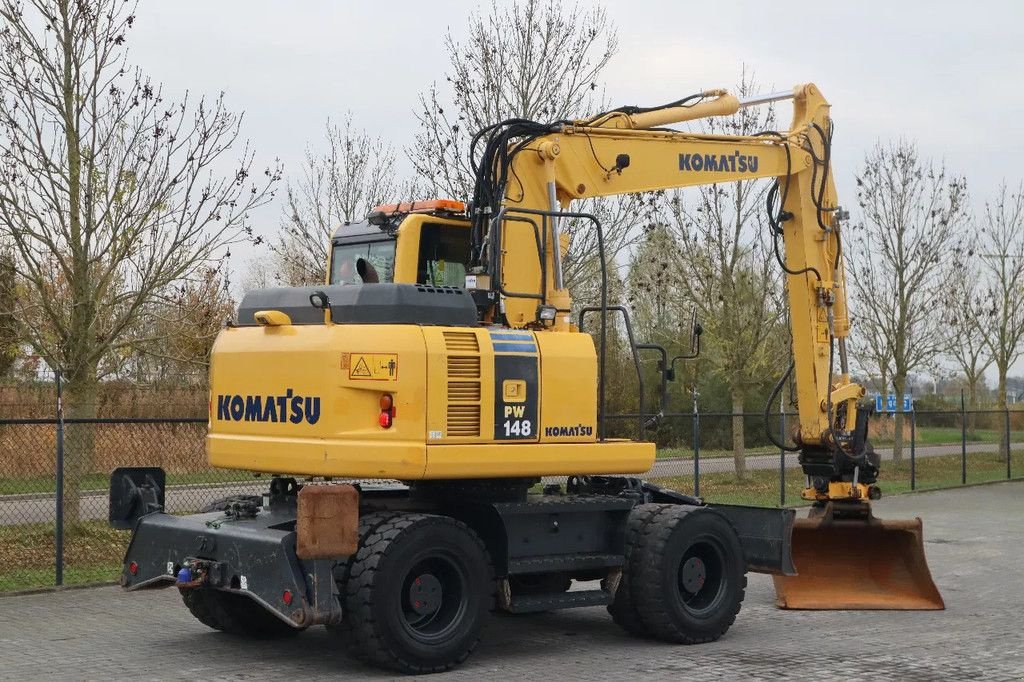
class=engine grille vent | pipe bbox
[448,381,482,402]
[446,404,481,437]
[443,331,480,353]
[447,356,481,378]
[443,331,481,437]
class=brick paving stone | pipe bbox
[1,482,1022,681]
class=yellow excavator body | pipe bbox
[209,83,942,612]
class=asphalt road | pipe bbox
[1,482,1021,680]
[0,442,1005,526]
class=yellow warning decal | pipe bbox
[346,353,399,381]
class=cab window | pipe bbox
[330,241,396,285]
[417,225,470,287]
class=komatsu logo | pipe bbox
[679,151,759,174]
[215,390,321,425]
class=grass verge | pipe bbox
[650,449,1024,507]
[3,450,1020,593]
[0,469,255,497]
[0,519,128,592]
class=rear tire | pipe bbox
[342,513,493,674]
[329,511,402,661]
[180,588,299,638]
[630,506,746,644]
[608,503,670,637]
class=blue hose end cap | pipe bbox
[176,567,192,583]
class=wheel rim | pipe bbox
[398,552,469,644]
[675,536,727,616]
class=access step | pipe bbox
[506,589,611,614]
[507,553,623,575]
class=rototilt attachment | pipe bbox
[772,501,945,610]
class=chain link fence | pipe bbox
[0,417,260,593]
[605,408,1022,509]
[1,405,1021,593]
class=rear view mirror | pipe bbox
[109,467,165,529]
[669,308,702,375]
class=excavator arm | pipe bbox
[474,83,866,490]
[467,83,943,610]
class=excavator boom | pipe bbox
[464,83,943,611]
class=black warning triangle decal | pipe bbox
[351,356,371,377]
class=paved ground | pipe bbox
[1,482,1022,680]
[0,441,999,525]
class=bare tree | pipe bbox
[626,224,688,341]
[272,115,398,285]
[847,141,968,462]
[0,0,277,520]
[117,266,236,385]
[941,255,991,436]
[409,0,642,297]
[0,244,17,377]
[977,183,1024,458]
[661,73,787,479]
[411,0,616,198]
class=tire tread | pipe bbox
[342,512,493,674]
[631,506,746,644]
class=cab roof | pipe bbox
[331,220,391,244]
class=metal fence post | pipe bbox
[910,406,916,491]
[960,390,967,486]
[1006,407,1012,480]
[692,390,700,498]
[55,369,65,587]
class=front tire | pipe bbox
[342,513,493,674]
[608,503,670,637]
[630,506,746,644]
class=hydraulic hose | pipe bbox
[766,361,800,452]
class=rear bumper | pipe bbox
[121,509,341,628]
[711,504,797,576]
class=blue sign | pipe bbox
[874,394,913,413]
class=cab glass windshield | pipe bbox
[330,241,396,284]
[417,224,471,287]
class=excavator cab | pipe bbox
[327,201,471,287]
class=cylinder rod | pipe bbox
[547,181,565,289]
[738,90,796,108]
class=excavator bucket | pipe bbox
[773,508,944,610]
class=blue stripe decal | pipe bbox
[492,342,538,353]
[489,332,535,341]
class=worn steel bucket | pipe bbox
[773,510,945,610]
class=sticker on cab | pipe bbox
[343,353,399,381]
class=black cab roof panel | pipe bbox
[331,220,393,244]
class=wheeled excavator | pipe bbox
[109,83,943,675]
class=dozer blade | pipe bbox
[773,511,945,610]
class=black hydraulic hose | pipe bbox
[766,361,800,452]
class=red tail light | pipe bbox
[379,394,395,428]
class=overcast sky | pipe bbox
[125,0,1024,385]
[126,0,1024,240]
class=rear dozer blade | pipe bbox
[772,504,944,610]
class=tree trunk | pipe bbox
[967,378,979,440]
[998,369,1009,461]
[62,367,98,525]
[731,387,746,480]
[892,374,906,463]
